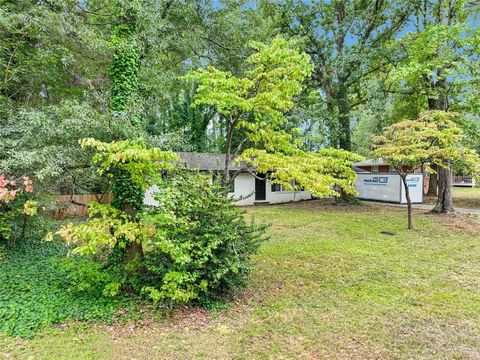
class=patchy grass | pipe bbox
[2,201,480,359]
[425,187,480,209]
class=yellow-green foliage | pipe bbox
[57,202,151,257]
[80,138,178,189]
[242,148,363,197]
[58,138,178,256]
[57,141,266,305]
[184,36,313,152]
[373,111,480,175]
[186,36,362,196]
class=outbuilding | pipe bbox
[353,160,424,204]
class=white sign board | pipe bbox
[355,173,423,204]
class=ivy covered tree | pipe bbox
[373,111,479,229]
[110,1,141,128]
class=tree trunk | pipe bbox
[122,203,144,264]
[337,80,351,151]
[426,165,438,196]
[433,167,454,212]
[427,73,454,210]
[401,175,414,230]
[223,119,233,187]
[125,241,144,262]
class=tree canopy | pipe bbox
[373,111,480,228]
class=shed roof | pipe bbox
[177,152,247,171]
[352,166,371,173]
[353,159,386,167]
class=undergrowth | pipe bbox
[0,237,138,338]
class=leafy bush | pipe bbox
[141,171,268,305]
[0,175,37,246]
[57,138,267,306]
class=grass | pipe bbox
[2,201,480,359]
[425,186,480,209]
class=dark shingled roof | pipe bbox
[177,152,247,171]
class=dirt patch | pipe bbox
[425,211,480,233]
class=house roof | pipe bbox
[177,154,381,173]
[177,152,247,171]
[353,159,386,167]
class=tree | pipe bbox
[266,0,412,150]
[110,1,141,127]
[187,36,362,198]
[384,0,480,206]
[373,111,479,229]
[185,36,314,185]
[241,147,362,198]
[76,138,177,262]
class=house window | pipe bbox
[372,165,379,173]
[271,183,283,192]
[271,180,296,192]
[228,171,235,193]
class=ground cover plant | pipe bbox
[0,235,136,338]
[2,201,480,359]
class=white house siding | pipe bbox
[265,183,311,204]
[144,185,160,206]
[229,173,312,206]
[144,172,312,207]
[228,172,255,205]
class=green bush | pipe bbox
[57,139,267,307]
[140,172,268,305]
[61,172,267,306]
[0,175,37,246]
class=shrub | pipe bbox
[141,171,268,305]
[57,138,267,306]
[0,175,37,246]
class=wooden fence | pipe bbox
[55,193,112,219]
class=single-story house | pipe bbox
[144,152,312,206]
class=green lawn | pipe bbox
[2,201,480,359]
[425,186,480,209]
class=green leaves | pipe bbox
[140,171,268,304]
[373,111,480,176]
[241,148,363,198]
[185,36,313,146]
[110,1,141,124]
[0,238,132,338]
[80,138,178,190]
